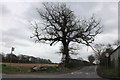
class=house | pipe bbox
[110,46,120,69]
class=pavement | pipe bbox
[1,66,108,80]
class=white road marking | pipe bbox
[71,72,74,74]
[70,72,83,75]
[79,72,82,74]
[85,73,89,75]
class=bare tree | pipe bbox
[114,40,120,47]
[30,3,103,67]
[93,44,114,64]
[92,44,106,64]
[58,43,81,55]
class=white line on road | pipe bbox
[85,73,89,75]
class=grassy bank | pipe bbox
[97,65,120,78]
[1,64,26,73]
[1,64,83,74]
[0,64,2,72]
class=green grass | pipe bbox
[1,64,27,73]
[0,64,2,72]
[28,66,79,74]
[1,64,83,74]
[97,65,120,78]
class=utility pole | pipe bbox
[105,53,109,69]
[10,47,15,64]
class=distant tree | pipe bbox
[105,44,114,53]
[6,53,18,63]
[46,59,51,64]
[88,55,95,64]
[77,57,84,61]
[100,44,114,66]
[93,44,106,64]
[0,52,6,62]
[69,59,84,68]
[17,54,29,63]
[0,52,52,64]
[0,54,2,62]
[114,40,120,47]
[30,3,103,67]
[93,44,114,65]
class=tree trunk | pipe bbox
[62,42,69,67]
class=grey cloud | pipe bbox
[23,2,43,20]
[3,28,27,40]
[2,28,32,47]
[14,41,31,47]
[71,2,117,35]
[24,2,98,20]
[66,2,99,16]
[68,2,117,33]
[2,37,15,48]
[0,3,11,16]
[92,2,118,34]
[2,36,31,48]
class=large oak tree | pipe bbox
[30,3,103,67]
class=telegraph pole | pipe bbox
[10,47,15,64]
[105,53,109,69]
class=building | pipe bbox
[110,46,120,69]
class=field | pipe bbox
[0,63,81,74]
[1,63,58,73]
[2,63,58,67]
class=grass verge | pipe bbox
[97,65,120,78]
[1,64,83,74]
[0,64,2,73]
[1,64,26,73]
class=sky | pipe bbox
[0,0,119,63]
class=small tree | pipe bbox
[114,40,120,47]
[30,3,103,67]
[93,44,106,64]
[88,55,95,64]
[100,44,114,67]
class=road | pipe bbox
[1,66,107,80]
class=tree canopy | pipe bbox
[30,3,103,67]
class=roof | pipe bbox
[110,46,120,55]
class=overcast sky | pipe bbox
[0,0,118,63]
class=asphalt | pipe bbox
[1,66,108,80]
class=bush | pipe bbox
[46,66,58,72]
[2,64,7,67]
[67,59,84,68]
